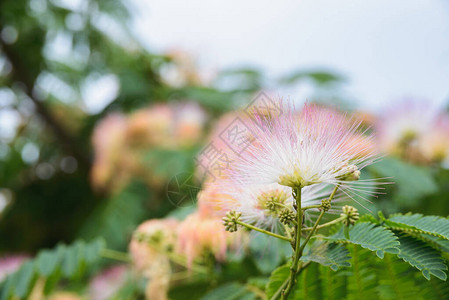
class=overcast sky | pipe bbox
[130,0,449,111]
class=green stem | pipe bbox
[281,186,302,299]
[328,184,340,200]
[283,224,293,240]
[170,271,195,282]
[298,209,325,255]
[247,285,268,300]
[301,204,322,210]
[154,245,208,274]
[302,216,346,232]
[101,249,131,263]
[271,278,289,300]
[302,184,342,233]
[280,184,340,299]
[135,233,208,274]
[270,261,311,300]
[235,220,292,242]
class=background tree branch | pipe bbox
[0,38,90,168]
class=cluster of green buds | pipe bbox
[279,209,296,225]
[222,210,241,232]
[321,198,332,212]
[341,205,360,226]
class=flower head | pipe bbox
[228,102,377,189]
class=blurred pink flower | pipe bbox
[126,102,206,149]
[90,101,207,192]
[91,113,128,192]
[0,255,29,282]
[173,102,207,148]
[419,115,449,164]
[129,219,179,275]
[89,265,128,300]
[176,212,242,268]
[161,49,205,87]
[126,104,174,148]
[376,100,449,164]
[129,219,179,300]
[196,183,239,218]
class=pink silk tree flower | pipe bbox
[228,102,377,190]
[176,212,243,268]
[375,99,449,165]
[0,255,29,282]
[129,219,178,300]
[196,183,238,218]
[89,265,128,300]
[129,219,179,276]
[418,115,449,164]
[90,113,128,192]
[126,104,174,148]
[375,100,439,158]
[173,102,207,148]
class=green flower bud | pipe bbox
[321,198,331,212]
[222,210,242,232]
[341,205,359,226]
[279,209,296,225]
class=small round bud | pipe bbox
[340,205,359,226]
[222,210,242,232]
[321,198,331,212]
[279,209,296,225]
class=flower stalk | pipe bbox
[302,215,346,232]
[281,184,340,299]
[101,248,132,263]
[134,232,208,274]
[301,204,322,210]
[235,220,293,242]
[281,186,302,299]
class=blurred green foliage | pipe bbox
[0,0,259,253]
